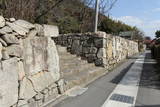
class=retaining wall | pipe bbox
[53,32,139,68]
[0,16,63,107]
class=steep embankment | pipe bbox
[0,0,137,34]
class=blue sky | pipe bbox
[109,0,160,38]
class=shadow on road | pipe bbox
[139,52,160,90]
[110,51,160,90]
[135,105,160,107]
[110,63,134,84]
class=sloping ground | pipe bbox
[57,45,107,91]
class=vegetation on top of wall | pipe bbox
[0,0,144,40]
[155,30,160,38]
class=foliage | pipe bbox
[0,0,144,41]
[155,30,160,38]
[99,17,135,35]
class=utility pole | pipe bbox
[94,0,99,33]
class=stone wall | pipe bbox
[53,32,139,68]
[0,16,62,107]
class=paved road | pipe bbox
[51,51,160,107]
[135,51,160,107]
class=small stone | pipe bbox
[82,47,90,54]
[95,58,103,66]
[34,93,43,101]
[17,100,29,107]
[1,34,19,45]
[27,98,35,103]
[9,18,16,22]
[0,43,2,60]
[0,16,5,28]
[87,54,97,63]
[0,38,7,46]
[52,87,59,97]
[11,103,17,107]
[2,49,10,60]
[34,24,44,36]
[27,29,37,38]
[97,48,106,58]
[56,79,65,94]
[94,38,106,48]
[17,61,25,80]
[6,45,23,57]
[90,47,98,54]
[42,89,49,95]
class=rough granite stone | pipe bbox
[9,18,16,22]
[22,37,60,79]
[0,16,5,28]
[0,38,7,46]
[34,24,44,36]
[18,61,25,80]
[28,71,58,92]
[1,34,19,44]
[97,48,106,58]
[27,29,37,38]
[0,43,2,60]
[14,20,35,30]
[43,24,59,37]
[6,22,29,36]
[19,77,37,100]
[0,58,19,107]
[6,45,23,57]
[56,79,65,94]
[1,48,10,60]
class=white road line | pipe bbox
[101,54,146,107]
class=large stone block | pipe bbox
[71,39,80,54]
[19,77,37,100]
[43,24,59,37]
[94,38,106,48]
[0,26,13,34]
[14,20,35,30]
[6,22,29,36]
[22,37,60,81]
[28,71,58,92]
[0,58,19,107]
[1,34,19,45]
[97,48,106,58]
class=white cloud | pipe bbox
[152,8,160,12]
[115,16,143,26]
[113,16,160,38]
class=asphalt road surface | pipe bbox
[51,51,160,107]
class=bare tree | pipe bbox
[78,0,118,32]
[1,0,38,22]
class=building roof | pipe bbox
[119,31,135,37]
